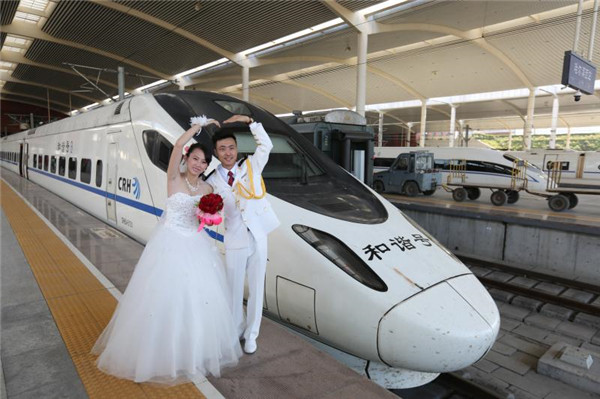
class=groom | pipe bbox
[207,114,279,354]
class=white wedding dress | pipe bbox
[92,192,242,385]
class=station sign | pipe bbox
[561,51,596,95]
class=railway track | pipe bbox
[458,255,600,319]
[392,373,504,399]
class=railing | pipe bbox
[447,159,466,185]
[547,161,562,191]
[510,159,528,190]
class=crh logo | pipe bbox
[133,177,141,199]
[118,177,141,199]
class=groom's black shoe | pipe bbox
[243,339,257,354]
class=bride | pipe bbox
[92,116,242,385]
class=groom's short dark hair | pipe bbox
[212,129,237,147]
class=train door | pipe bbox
[106,142,118,223]
[543,154,558,172]
[19,142,29,179]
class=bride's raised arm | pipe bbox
[167,116,220,182]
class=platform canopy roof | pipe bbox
[1,0,599,134]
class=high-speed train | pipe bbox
[0,92,499,388]
[374,146,567,207]
[506,149,600,186]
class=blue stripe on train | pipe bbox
[26,167,225,242]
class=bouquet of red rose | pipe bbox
[195,193,224,232]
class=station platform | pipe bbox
[384,189,600,236]
[0,169,395,399]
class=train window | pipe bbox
[68,157,77,179]
[235,132,323,179]
[51,156,57,174]
[44,155,49,171]
[58,156,66,176]
[142,130,157,160]
[38,155,43,168]
[80,158,92,184]
[157,141,172,171]
[33,154,38,168]
[214,100,251,116]
[466,161,512,176]
[434,160,450,170]
[546,160,569,171]
[96,160,103,187]
[142,130,173,173]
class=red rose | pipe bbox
[198,193,224,215]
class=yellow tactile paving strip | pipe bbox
[1,180,205,399]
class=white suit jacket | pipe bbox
[207,122,280,249]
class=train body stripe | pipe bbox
[24,166,225,242]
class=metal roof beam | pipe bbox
[2,20,169,80]
[322,0,370,34]
[219,72,353,109]
[0,96,68,114]
[234,56,426,99]
[90,0,250,68]
[0,51,128,91]
[1,89,71,110]
[0,74,100,103]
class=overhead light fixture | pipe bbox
[14,11,41,23]
[3,46,24,53]
[194,1,201,11]
[239,18,343,56]
[5,35,31,46]
[136,79,168,92]
[19,0,49,12]
[82,102,100,111]
[358,0,409,16]
[174,58,228,79]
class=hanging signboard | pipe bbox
[561,51,596,95]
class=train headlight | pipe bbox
[292,224,388,292]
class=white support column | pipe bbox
[508,130,513,150]
[449,104,456,148]
[549,95,559,149]
[178,82,186,90]
[589,0,599,61]
[356,31,368,117]
[524,88,536,150]
[377,112,384,147]
[419,101,427,147]
[458,120,464,147]
[242,65,250,102]
[118,66,125,100]
[406,122,413,147]
[566,126,572,149]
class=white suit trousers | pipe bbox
[225,233,267,342]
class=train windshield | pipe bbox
[154,91,388,224]
[503,154,544,173]
[228,128,387,224]
[235,132,324,179]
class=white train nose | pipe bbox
[378,274,500,371]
